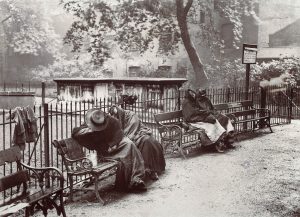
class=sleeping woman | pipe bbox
[109,105,166,180]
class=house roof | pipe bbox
[53,77,188,86]
[257,47,300,59]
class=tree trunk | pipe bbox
[176,0,209,88]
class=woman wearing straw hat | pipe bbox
[72,108,147,192]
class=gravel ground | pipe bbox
[44,121,300,217]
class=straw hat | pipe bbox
[85,108,109,131]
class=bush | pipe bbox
[252,57,300,86]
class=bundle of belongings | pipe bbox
[8,106,38,150]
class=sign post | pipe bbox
[242,43,257,99]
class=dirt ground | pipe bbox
[44,121,300,217]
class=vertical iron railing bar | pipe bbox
[50,104,54,167]
[83,101,86,124]
[39,105,43,167]
[66,103,69,138]
[51,104,59,163]
[75,101,78,128]
[79,101,82,125]
[60,102,64,140]
[70,101,73,136]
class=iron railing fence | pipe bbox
[0,81,57,98]
[290,86,300,119]
[1,84,296,201]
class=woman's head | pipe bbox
[185,89,196,100]
[109,105,126,129]
[197,89,206,97]
[109,106,119,119]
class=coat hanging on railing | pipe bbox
[9,106,38,149]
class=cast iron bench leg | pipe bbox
[94,174,105,205]
[68,175,74,202]
[59,190,67,217]
[268,118,273,133]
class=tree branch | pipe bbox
[183,0,193,17]
[1,15,12,23]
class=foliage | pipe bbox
[0,0,61,57]
[205,58,245,88]
[61,0,178,65]
[62,0,256,87]
[28,55,111,82]
[252,57,300,86]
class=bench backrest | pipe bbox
[214,100,253,110]
[154,110,183,124]
[154,100,254,124]
[52,138,85,160]
[0,146,29,194]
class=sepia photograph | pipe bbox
[0,0,300,216]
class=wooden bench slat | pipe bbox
[235,117,270,123]
[24,187,62,203]
[214,100,253,110]
[0,170,29,192]
[154,110,183,122]
[0,146,23,166]
[228,109,256,117]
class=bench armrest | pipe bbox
[20,162,64,189]
[64,157,93,172]
[226,113,238,123]
[98,157,119,165]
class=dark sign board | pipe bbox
[242,44,258,64]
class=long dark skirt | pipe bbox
[108,137,145,190]
[136,135,166,174]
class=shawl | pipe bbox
[182,89,211,123]
[109,105,151,145]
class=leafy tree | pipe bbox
[62,0,256,87]
[0,0,61,57]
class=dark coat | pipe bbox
[71,114,145,190]
[196,93,231,128]
[182,89,214,123]
[110,105,165,173]
[72,116,123,156]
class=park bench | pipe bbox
[213,100,273,133]
[154,100,272,158]
[0,146,66,217]
[154,110,204,159]
[52,138,119,205]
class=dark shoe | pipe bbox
[226,143,236,149]
[149,172,159,181]
[130,180,147,192]
[215,142,225,153]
